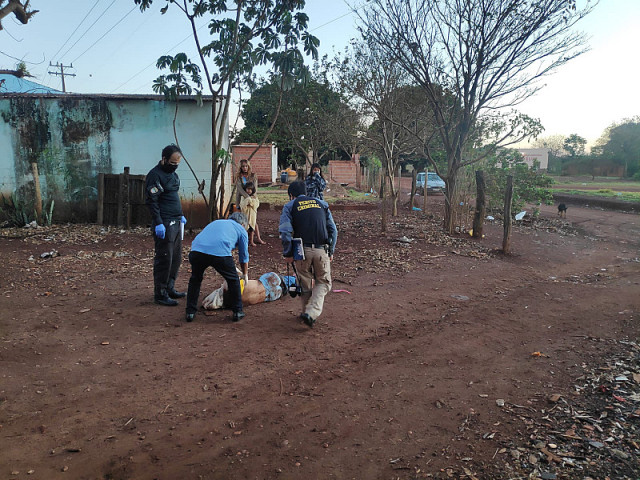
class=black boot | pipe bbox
[167,281,186,299]
[154,287,178,306]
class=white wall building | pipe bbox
[516,148,549,170]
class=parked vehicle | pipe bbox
[416,172,446,195]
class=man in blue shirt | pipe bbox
[279,181,337,328]
[185,212,250,322]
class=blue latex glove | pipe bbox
[181,216,187,225]
[155,223,166,239]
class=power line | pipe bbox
[71,6,137,64]
[48,62,76,92]
[310,10,354,31]
[50,0,103,65]
[1,25,23,42]
[310,1,362,32]
[115,5,360,94]
[59,0,117,62]
[110,22,208,93]
[0,50,27,62]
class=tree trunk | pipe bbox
[472,170,486,238]
[444,172,457,234]
[381,194,388,233]
[502,175,514,254]
[208,100,219,221]
[388,173,398,217]
[391,189,398,216]
[31,162,42,222]
[0,1,36,26]
[410,169,417,210]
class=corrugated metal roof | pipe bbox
[0,74,62,94]
[0,89,217,102]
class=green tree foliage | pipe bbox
[483,149,554,214]
[236,64,356,168]
[134,0,319,219]
[599,119,640,177]
[359,0,593,233]
[563,133,587,157]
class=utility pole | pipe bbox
[48,62,75,93]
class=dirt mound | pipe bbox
[325,182,351,197]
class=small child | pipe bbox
[239,182,264,246]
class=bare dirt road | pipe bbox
[1,197,638,479]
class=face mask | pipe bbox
[162,163,178,173]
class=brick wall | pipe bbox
[328,155,361,187]
[231,144,276,184]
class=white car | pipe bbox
[416,172,446,195]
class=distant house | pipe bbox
[0,79,228,225]
[516,148,549,170]
[0,73,62,94]
[231,143,278,184]
[328,154,362,187]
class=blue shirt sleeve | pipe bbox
[279,200,295,257]
[236,224,249,264]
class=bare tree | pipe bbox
[359,0,594,233]
[0,0,37,29]
[338,39,427,218]
[532,134,567,157]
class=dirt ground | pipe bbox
[1,197,639,480]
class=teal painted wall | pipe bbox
[0,94,226,223]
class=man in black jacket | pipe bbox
[279,181,338,328]
[145,144,187,306]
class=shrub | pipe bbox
[481,149,554,213]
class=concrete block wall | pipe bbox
[328,155,361,186]
[232,144,277,183]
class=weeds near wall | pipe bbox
[0,193,55,227]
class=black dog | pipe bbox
[557,203,567,218]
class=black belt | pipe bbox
[303,243,326,249]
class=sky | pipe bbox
[1,0,639,149]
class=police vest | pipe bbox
[291,196,328,245]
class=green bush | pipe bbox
[482,149,554,213]
[0,193,55,227]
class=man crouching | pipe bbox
[185,212,249,323]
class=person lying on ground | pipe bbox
[202,271,296,310]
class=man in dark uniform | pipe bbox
[145,144,187,306]
[279,181,338,328]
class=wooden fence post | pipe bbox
[122,167,131,229]
[472,170,486,238]
[502,175,514,253]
